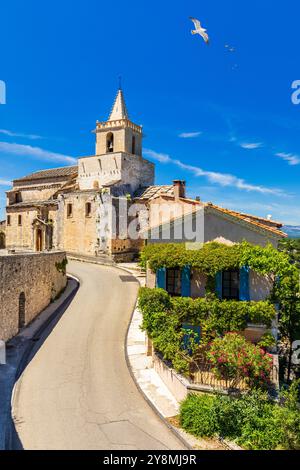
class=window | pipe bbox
[67,203,73,218]
[18,215,22,226]
[166,268,181,296]
[85,202,92,217]
[132,135,136,154]
[106,132,114,153]
[222,269,239,300]
[7,215,11,226]
[15,192,22,203]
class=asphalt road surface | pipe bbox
[12,261,185,450]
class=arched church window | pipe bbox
[132,135,136,154]
[106,133,114,153]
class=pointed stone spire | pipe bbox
[108,89,129,121]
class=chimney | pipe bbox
[173,180,186,200]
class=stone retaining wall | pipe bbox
[0,251,67,342]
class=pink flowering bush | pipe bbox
[206,333,273,388]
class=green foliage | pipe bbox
[55,257,68,275]
[207,333,273,388]
[180,384,300,450]
[257,332,277,350]
[140,242,242,274]
[279,238,300,269]
[239,242,295,277]
[179,393,219,438]
[140,241,300,383]
[273,269,300,382]
[138,288,276,373]
[140,241,293,277]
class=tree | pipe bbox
[279,238,300,269]
[273,270,300,382]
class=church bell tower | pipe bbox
[95,88,142,157]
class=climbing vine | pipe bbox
[140,241,294,278]
[55,257,68,275]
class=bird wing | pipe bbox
[189,17,202,30]
[199,30,209,44]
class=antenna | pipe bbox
[118,75,122,90]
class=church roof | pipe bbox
[13,165,78,183]
[108,89,129,121]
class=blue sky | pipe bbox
[0,0,300,224]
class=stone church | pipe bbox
[4,89,286,260]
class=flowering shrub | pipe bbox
[207,333,273,388]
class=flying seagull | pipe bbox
[189,17,209,44]
[225,44,235,52]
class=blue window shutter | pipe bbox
[182,324,201,355]
[156,267,166,290]
[239,266,250,301]
[181,265,191,297]
[215,271,222,299]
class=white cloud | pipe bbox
[0,141,76,165]
[144,148,284,196]
[240,142,263,150]
[0,129,42,140]
[0,178,11,186]
[179,131,202,139]
[276,152,300,166]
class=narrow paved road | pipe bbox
[12,261,185,450]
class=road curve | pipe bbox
[12,261,185,450]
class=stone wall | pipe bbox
[0,251,67,342]
[5,208,38,250]
[60,192,98,256]
[78,152,154,193]
[5,205,58,252]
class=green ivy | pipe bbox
[140,241,295,278]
